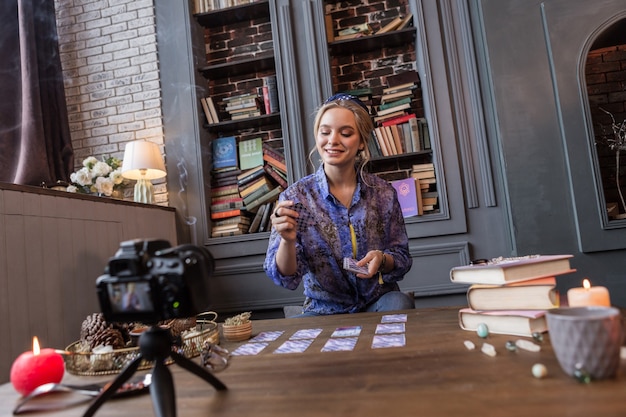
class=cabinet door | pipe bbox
[193,1,295,244]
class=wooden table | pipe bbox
[1,307,625,417]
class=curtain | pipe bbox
[0,0,73,186]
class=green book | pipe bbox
[238,137,264,170]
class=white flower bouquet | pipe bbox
[67,156,125,196]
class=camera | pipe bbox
[96,239,214,324]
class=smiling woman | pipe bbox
[263,94,414,317]
[0,0,73,186]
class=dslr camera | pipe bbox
[96,239,214,324]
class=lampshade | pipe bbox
[121,141,167,180]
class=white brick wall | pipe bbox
[54,0,168,204]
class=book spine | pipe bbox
[210,209,241,220]
[263,153,287,173]
[263,164,288,188]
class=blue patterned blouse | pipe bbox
[264,165,412,315]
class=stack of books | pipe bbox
[410,163,436,214]
[209,136,287,237]
[449,254,576,337]
[222,92,262,121]
[259,75,279,115]
[370,70,429,156]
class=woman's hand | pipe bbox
[354,250,386,279]
[271,200,299,242]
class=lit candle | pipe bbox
[10,336,65,396]
[567,278,611,307]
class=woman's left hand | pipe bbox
[354,250,385,279]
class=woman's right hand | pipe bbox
[271,200,299,242]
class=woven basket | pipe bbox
[64,316,219,376]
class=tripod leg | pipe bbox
[150,360,176,417]
[170,350,227,391]
[83,354,143,417]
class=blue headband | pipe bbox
[324,93,369,113]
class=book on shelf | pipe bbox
[397,13,413,30]
[378,96,412,111]
[380,89,414,104]
[213,215,250,228]
[374,110,408,124]
[238,137,264,170]
[248,203,267,233]
[391,177,419,217]
[449,254,575,285]
[381,113,416,127]
[242,182,273,207]
[385,70,419,89]
[212,136,237,169]
[324,13,334,42]
[239,176,270,199]
[245,185,283,212]
[375,16,404,35]
[211,197,244,212]
[389,124,405,154]
[262,75,279,113]
[263,153,287,174]
[263,163,288,188]
[224,97,258,113]
[458,308,548,337]
[466,277,560,311]
[421,191,438,207]
[376,103,411,118]
[211,183,240,198]
[231,110,261,120]
[408,117,421,152]
[237,165,265,187]
[200,97,214,124]
[211,221,249,234]
[258,201,274,233]
[206,96,220,123]
[373,127,390,156]
[210,208,244,220]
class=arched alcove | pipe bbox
[585,18,626,219]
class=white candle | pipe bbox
[567,278,611,307]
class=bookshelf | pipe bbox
[193,0,287,238]
[323,0,439,217]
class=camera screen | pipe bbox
[107,282,155,313]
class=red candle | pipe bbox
[10,336,65,396]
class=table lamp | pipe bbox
[121,141,167,204]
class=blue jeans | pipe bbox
[291,291,415,318]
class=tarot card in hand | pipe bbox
[293,202,316,230]
[343,257,369,275]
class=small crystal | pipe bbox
[476,323,489,338]
[531,332,544,343]
[515,339,541,352]
[505,340,517,351]
[574,363,591,384]
[574,368,591,384]
[481,342,497,357]
[463,340,476,350]
[531,363,548,379]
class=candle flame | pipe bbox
[583,279,591,290]
[32,336,40,355]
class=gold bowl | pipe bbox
[222,321,252,342]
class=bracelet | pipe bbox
[377,250,386,272]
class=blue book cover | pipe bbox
[213,136,237,169]
[391,178,419,217]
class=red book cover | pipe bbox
[381,113,416,127]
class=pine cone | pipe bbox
[164,318,197,338]
[80,313,109,347]
[90,328,125,350]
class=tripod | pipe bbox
[83,326,227,417]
